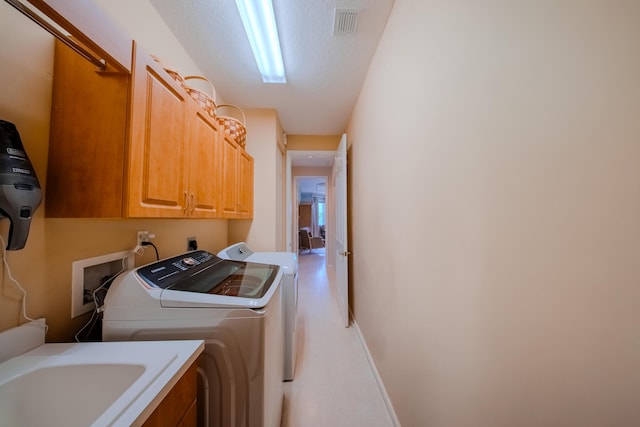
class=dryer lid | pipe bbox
[217,242,254,261]
[218,242,298,274]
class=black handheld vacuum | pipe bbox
[0,120,42,250]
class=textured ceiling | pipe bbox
[148,0,394,135]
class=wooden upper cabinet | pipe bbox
[187,107,220,218]
[237,149,254,218]
[45,40,129,218]
[220,135,240,217]
[126,43,223,218]
[126,43,189,217]
[45,31,251,218]
[219,133,253,219]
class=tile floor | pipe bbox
[280,250,395,427]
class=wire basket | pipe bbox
[183,75,217,118]
[150,54,185,87]
[216,104,247,148]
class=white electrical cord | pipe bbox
[0,234,48,334]
[1,238,141,341]
[73,303,99,342]
[74,255,128,342]
[92,256,127,310]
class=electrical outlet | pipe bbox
[187,236,197,251]
[137,230,150,246]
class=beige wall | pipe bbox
[0,1,231,341]
[228,108,283,251]
[93,0,204,84]
[347,1,640,426]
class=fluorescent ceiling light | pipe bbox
[235,0,286,83]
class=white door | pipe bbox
[334,134,350,327]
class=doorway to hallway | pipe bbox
[285,133,350,327]
[297,176,327,257]
[286,150,334,261]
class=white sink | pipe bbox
[0,362,145,426]
[0,322,203,427]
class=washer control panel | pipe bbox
[136,250,219,289]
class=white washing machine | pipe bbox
[102,250,284,427]
[218,242,298,381]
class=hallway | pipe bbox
[281,251,395,427]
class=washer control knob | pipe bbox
[181,257,196,267]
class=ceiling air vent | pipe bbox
[333,8,358,35]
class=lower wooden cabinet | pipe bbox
[142,362,197,427]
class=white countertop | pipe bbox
[0,339,204,427]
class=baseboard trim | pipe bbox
[351,314,401,427]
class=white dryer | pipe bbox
[218,242,298,381]
[102,250,283,427]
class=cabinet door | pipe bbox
[127,43,188,217]
[46,40,129,218]
[220,135,240,217]
[187,107,220,218]
[142,362,197,427]
[237,150,254,218]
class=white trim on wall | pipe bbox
[352,315,401,427]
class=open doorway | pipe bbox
[285,135,349,327]
[297,176,327,256]
[286,150,335,264]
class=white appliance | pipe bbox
[102,250,284,427]
[218,242,298,381]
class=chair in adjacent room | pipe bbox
[299,228,324,253]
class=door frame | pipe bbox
[286,150,336,258]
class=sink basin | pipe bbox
[0,363,145,427]
[0,335,203,427]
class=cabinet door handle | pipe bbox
[183,191,189,214]
[190,193,196,213]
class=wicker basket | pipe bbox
[150,54,185,87]
[216,104,247,148]
[183,75,217,118]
